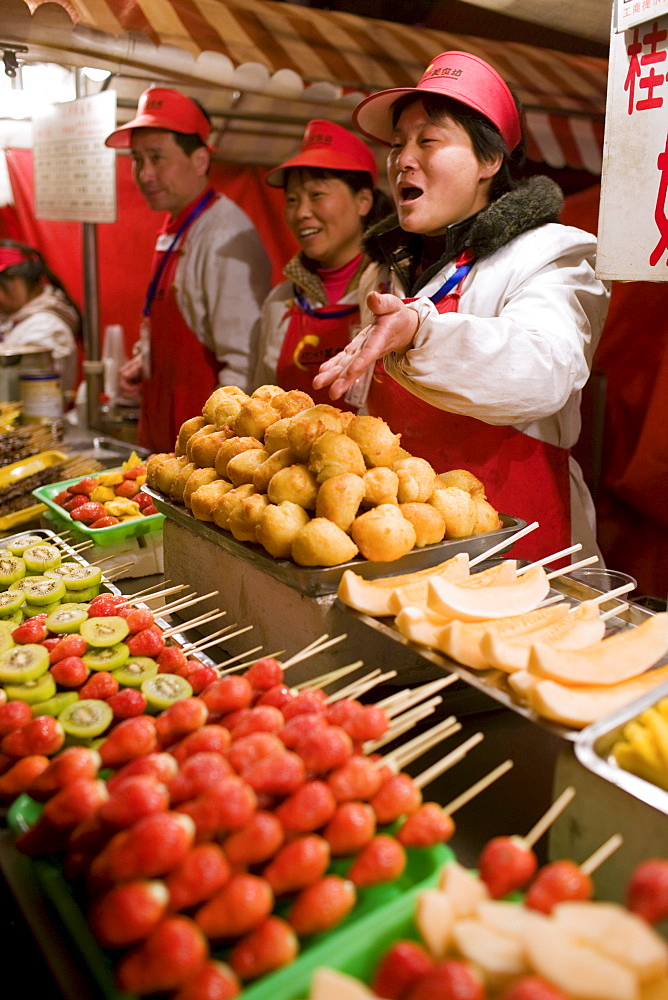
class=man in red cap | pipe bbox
[106,88,272,453]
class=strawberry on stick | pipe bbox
[525,832,623,913]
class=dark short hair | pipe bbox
[0,239,81,332]
[284,166,391,230]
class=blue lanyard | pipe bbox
[143,189,215,317]
[429,261,474,304]
[294,291,358,319]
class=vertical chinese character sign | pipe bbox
[599,10,668,279]
[33,91,117,224]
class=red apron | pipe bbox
[366,256,571,561]
[138,192,221,454]
[277,299,361,412]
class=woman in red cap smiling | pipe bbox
[255,119,389,408]
[313,52,610,560]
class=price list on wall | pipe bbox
[33,90,117,223]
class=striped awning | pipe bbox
[7,0,609,173]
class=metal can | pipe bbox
[19,371,63,421]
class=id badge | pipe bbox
[139,316,152,379]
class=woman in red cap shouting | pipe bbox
[313,52,610,561]
[256,120,389,409]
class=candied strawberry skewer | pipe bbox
[626,857,668,924]
[525,832,623,913]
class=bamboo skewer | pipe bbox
[382,715,460,771]
[438,756,513,808]
[157,590,220,616]
[366,699,441,751]
[517,543,582,575]
[521,786,576,850]
[415,732,489,790]
[579,833,624,876]
[161,609,228,638]
[281,633,348,670]
[297,661,365,691]
[469,521,539,568]
[216,645,264,673]
[377,675,458,713]
[384,675,459,720]
[127,584,189,604]
[381,695,446,736]
[226,649,287,672]
[326,670,397,704]
[324,668,381,702]
[181,623,247,651]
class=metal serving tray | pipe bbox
[144,486,526,598]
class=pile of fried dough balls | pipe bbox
[145,385,503,568]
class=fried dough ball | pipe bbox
[183,468,220,509]
[346,415,402,468]
[430,486,477,538]
[350,504,417,562]
[214,436,265,479]
[252,384,285,403]
[228,493,271,542]
[267,464,318,510]
[211,484,256,531]
[202,386,248,425]
[252,448,298,494]
[286,404,344,461]
[263,417,293,454]
[212,396,245,430]
[308,432,366,483]
[152,455,191,496]
[233,397,281,440]
[472,496,502,534]
[291,517,359,567]
[271,389,314,419]
[226,449,270,487]
[176,416,207,456]
[433,469,486,498]
[315,473,366,532]
[362,467,399,507]
[399,502,446,547]
[188,429,234,470]
[190,480,235,522]
[393,456,437,504]
[169,461,197,503]
[146,453,176,490]
[255,501,311,559]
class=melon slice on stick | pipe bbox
[436,603,571,670]
[336,551,469,617]
[389,559,518,615]
[394,605,453,648]
[427,564,550,622]
[527,663,668,728]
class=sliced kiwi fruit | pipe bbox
[82,642,130,672]
[141,672,193,712]
[64,586,99,605]
[5,671,57,705]
[80,616,130,648]
[17,577,66,606]
[48,563,102,592]
[22,543,62,574]
[58,698,114,740]
[0,609,23,627]
[0,556,26,589]
[31,690,79,718]
[5,534,45,557]
[23,600,62,620]
[0,590,25,617]
[113,656,159,689]
[0,630,15,655]
[0,643,50,684]
[45,603,91,635]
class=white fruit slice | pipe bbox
[414,888,456,959]
[437,860,490,916]
[506,670,538,702]
[310,967,377,1000]
[529,612,668,686]
[427,565,550,622]
[553,901,668,982]
[458,560,519,588]
[452,917,528,978]
[437,603,571,670]
[481,601,605,674]
[522,916,640,1000]
[391,560,519,615]
[394,605,452,648]
[528,664,668,728]
[337,552,469,617]
[476,899,544,939]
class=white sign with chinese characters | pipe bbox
[615,0,668,32]
[598,15,668,280]
[33,91,117,223]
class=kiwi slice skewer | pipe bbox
[142,673,193,712]
[58,699,114,740]
[22,544,62,574]
[80,616,130,648]
[45,604,91,635]
[0,590,26,617]
[46,563,103,591]
[113,657,158,689]
[16,577,66,606]
[31,691,79,718]
[82,642,130,672]
[5,534,45,557]
[0,556,26,589]
[0,643,50,683]
[5,672,57,705]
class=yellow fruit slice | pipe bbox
[427,564,550,622]
[638,707,668,770]
[394,605,452,647]
[310,968,376,1000]
[337,551,469,617]
[481,600,605,674]
[388,559,517,614]
[529,612,668,686]
[527,664,668,728]
[452,918,528,979]
[612,742,668,792]
[436,603,572,670]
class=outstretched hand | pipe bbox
[312,290,419,400]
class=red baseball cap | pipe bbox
[266,119,378,187]
[0,246,31,274]
[105,87,211,149]
[353,51,522,152]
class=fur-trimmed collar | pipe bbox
[364,176,564,293]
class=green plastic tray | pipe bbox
[7,793,452,1000]
[33,471,164,546]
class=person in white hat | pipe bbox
[314,52,610,562]
[106,88,272,453]
[255,120,390,408]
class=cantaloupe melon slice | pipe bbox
[394,605,452,648]
[388,559,518,614]
[506,670,537,702]
[527,664,668,728]
[337,551,469,616]
[529,612,668,686]
[310,967,377,1000]
[427,565,550,622]
[414,888,456,959]
[436,603,571,670]
[481,601,606,674]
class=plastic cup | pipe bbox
[568,567,638,594]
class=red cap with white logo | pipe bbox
[266,119,378,187]
[105,87,211,148]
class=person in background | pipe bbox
[106,87,272,453]
[0,240,80,396]
[256,119,390,408]
[314,52,610,561]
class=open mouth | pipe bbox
[299,228,321,239]
[400,185,423,202]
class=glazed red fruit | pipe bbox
[274,780,337,834]
[626,858,668,924]
[124,464,147,480]
[175,776,257,838]
[478,835,538,898]
[1,715,65,758]
[323,801,376,856]
[296,725,354,774]
[279,712,327,749]
[127,625,166,658]
[53,489,72,507]
[371,940,436,1000]
[63,493,89,511]
[97,775,170,828]
[524,859,592,914]
[98,715,158,768]
[405,960,485,1000]
[165,843,231,912]
[243,657,284,692]
[371,773,423,824]
[228,916,298,981]
[27,746,101,802]
[106,688,149,720]
[88,594,127,617]
[70,476,98,495]
[227,732,284,773]
[396,803,456,849]
[281,688,327,721]
[157,646,189,674]
[223,811,285,868]
[90,812,196,884]
[346,834,407,888]
[115,915,209,995]
[255,684,294,710]
[115,480,141,498]
[169,725,231,764]
[43,777,109,828]
[228,705,285,740]
[200,676,253,716]
[0,700,33,736]
[120,606,155,633]
[262,834,330,895]
[49,633,88,664]
[499,976,571,1000]
[195,873,274,940]
[167,752,234,804]
[12,618,48,644]
[90,516,120,528]
[287,874,356,936]
[142,504,159,516]
[0,755,50,803]
[240,750,306,797]
[340,704,389,743]
[155,698,209,748]
[185,664,219,694]
[171,961,241,1000]
[79,671,119,701]
[71,501,107,524]
[136,490,154,509]
[89,879,170,948]
[106,751,178,792]
[50,656,90,688]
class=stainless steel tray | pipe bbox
[575,681,668,816]
[144,486,526,598]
